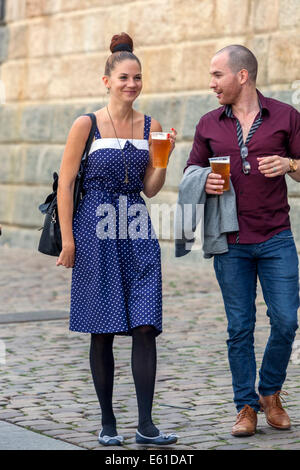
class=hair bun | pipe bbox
[110,32,133,53]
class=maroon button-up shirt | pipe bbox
[186,90,300,244]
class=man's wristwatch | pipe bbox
[287,158,298,173]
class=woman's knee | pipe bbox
[91,333,114,347]
[134,325,155,332]
[132,325,156,340]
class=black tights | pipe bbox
[89,326,159,437]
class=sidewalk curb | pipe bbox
[0,311,69,324]
[0,420,85,450]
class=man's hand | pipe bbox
[205,172,225,194]
[257,156,290,177]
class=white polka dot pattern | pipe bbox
[69,115,163,336]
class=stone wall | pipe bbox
[0,0,300,253]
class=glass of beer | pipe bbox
[209,156,230,192]
[151,132,171,168]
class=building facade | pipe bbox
[0,0,300,251]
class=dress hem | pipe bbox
[69,323,162,337]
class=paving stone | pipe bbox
[0,411,24,419]
[215,444,256,450]
[0,246,300,450]
[44,429,78,437]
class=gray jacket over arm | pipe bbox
[174,165,239,258]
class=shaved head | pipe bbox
[215,45,258,83]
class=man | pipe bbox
[186,45,300,436]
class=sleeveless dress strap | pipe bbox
[143,115,151,140]
[94,125,101,140]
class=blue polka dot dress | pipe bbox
[70,114,162,336]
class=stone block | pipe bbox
[172,0,216,41]
[215,0,250,35]
[46,54,107,99]
[0,25,9,63]
[0,184,48,227]
[0,145,26,183]
[60,0,130,11]
[246,36,270,86]
[128,1,176,48]
[0,224,41,251]
[7,23,28,60]
[165,142,193,190]
[27,19,49,58]
[26,57,57,100]
[279,0,300,29]
[12,185,49,227]
[20,105,54,142]
[25,0,44,18]
[267,89,300,113]
[23,144,64,184]
[139,46,182,94]
[0,104,21,142]
[0,185,15,224]
[4,0,26,22]
[42,0,61,15]
[179,41,219,91]
[289,198,300,249]
[182,93,218,140]
[1,61,28,101]
[268,32,300,84]
[129,0,215,47]
[52,101,106,143]
[47,14,86,57]
[51,103,94,144]
[214,36,246,54]
[287,176,300,197]
[137,93,217,142]
[23,54,101,100]
[136,94,185,140]
[141,40,218,94]
[80,8,129,55]
[249,0,279,32]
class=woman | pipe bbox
[56,33,177,446]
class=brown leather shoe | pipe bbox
[231,405,257,437]
[259,391,291,430]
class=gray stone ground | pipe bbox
[1,244,300,451]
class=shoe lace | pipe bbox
[236,405,253,424]
[274,390,288,409]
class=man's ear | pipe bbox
[239,69,249,85]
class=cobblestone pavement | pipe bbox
[1,244,300,450]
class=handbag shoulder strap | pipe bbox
[81,113,97,165]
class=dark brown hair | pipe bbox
[104,32,141,76]
[216,45,258,83]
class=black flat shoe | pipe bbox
[136,430,178,445]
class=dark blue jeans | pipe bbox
[214,230,299,413]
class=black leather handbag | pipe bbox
[38,113,97,256]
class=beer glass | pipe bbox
[209,156,230,192]
[151,132,171,168]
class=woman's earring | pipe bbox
[107,88,110,94]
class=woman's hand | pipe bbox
[168,128,177,158]
[56,242,75,268]
[257,155,290,177]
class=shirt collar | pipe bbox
[218,89,269,120]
